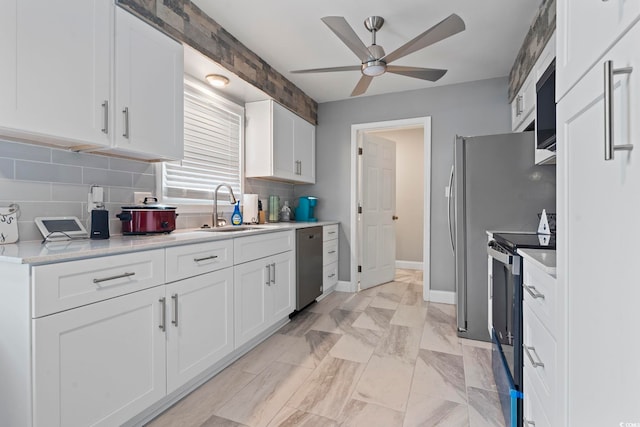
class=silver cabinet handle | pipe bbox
[101,100,109,134]
[122,107,130,139]
[159,297,166,332]
[516,94,523,116]
[523,283,545,299]
[523,418,536,426]
[524,345,545,368]
[270,262,276,284]
[328,273,336,278]
[328,250,337,254]
[194,255,218,262]
[328,231,336,235]
[93,271,135,284]
[266,264,271,286]
[171,294,178,327]
[604,60,634,160]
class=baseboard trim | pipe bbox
[427,290,456,305]
[395,260,424,270]
[335,280,356,293]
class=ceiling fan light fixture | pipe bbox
[362,60,387,77]
[205,74,230,88]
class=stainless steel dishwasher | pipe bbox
[296,226,323,310]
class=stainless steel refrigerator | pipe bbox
[448,132,555,341]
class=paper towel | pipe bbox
[242,194,259,224]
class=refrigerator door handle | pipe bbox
[447,164,455,253]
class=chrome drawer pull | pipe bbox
[101,100,109,134]
[270,262,276,284]
[171,294,179,327]
[523,284,545,299]
[328,273,336,278]
[328,231,336,235]
[194,255,218,262]
[604,60,633,160]
[523,418,536,426]
[266,265,271,286]
[93,271,135,284]
[122,107,130,138]
[159,297,166,332]
[524,345,545,368]
[327,250,337,254]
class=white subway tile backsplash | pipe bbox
[0,180,52,202]
[17,201,84,222]
[132,173,155,189]
[83,167,133,187]
[51,150,110,169]
[0,158,14,179]
[109,187,137,203]
[0,140,51,162]
[109,157,154,174]
[51,183,91,202]
[16,160,82,184]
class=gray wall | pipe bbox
[301,77,511,292]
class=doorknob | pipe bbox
[392,215,399,220]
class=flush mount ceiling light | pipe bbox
[205,74,230,88]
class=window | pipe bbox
[160,77,243,206]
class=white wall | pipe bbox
[297,77,511,293]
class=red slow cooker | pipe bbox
[116,197,178,235]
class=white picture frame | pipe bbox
[34,216,88,241]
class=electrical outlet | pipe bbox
[134,191,153,204]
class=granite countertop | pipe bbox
[0,221,338,265]
[518,248,556,276]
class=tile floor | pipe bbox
[147,270,505,427]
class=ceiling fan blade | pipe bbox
[291,65,361,74]
[386,66,447,81]
[321,16,372,63]
[351,75,373,97]
[382,14,465,64]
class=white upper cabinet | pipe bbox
[556,0,640,100]
[111,7,184,161]
[245,100,316,184]
[511,75,536,132]
[0,1,183,161]
[0,0,112,149]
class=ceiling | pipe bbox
[190,0,541,104]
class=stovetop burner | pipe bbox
[493,232,556,252]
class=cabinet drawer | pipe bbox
[323,224,338,241]
[234,230,293,264]
[523,260,557,333]
[323,262,338,290]
[523,368,553,427]
[32,249,164,318]
[323,239,338,266]
[523,304,557,414]
[166,240,233,283]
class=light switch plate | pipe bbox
[134,191,153,204]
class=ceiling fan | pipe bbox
[291,14,465,96]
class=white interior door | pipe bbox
[360,133,397,289]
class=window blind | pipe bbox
[162,80,243,202]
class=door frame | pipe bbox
[350,116,432,300]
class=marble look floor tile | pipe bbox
[376,281,409,297]
[287,356,365,420]
[232,334,299,375]
[420,318,462,355]
[462,345,497,392]
[308,292,348,314]
[351,306,395,331]
[266,406,337,427]
[369,292,402,310]
[390,304,427,329]
[412,349,467,404]
[147,367,257,427]
[215,361,313,427]
[200,414,249,427]
[308,308,361,334]
[458,338,492,350]
[403,392,469,427]
[353,354,414,412]
[339,293,372,312]
[467,387,505,427]
[374,324,421,363]
[338,399,404,427]
[277,311,323,337]
[329,327,381,363]
[427,303,457,325]
[277,330,341,369]
[400,289,426,307]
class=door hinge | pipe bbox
[358,147,363,155]
[357,265,362,273]
[358,205,362,214]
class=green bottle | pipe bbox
[231,201,243,226]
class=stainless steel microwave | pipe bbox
[536,59,556,151]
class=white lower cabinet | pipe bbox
[165,267,234,393]
[33,286,167,427]
[234,250,294,348]
[322,224,339,296]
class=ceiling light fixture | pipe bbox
[205,74,230,88]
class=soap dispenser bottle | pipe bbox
[231,201,243,226]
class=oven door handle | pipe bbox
[487,246,513,266]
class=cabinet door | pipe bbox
[234,258,270,348]
[270,251,295,321]
[272,102,296,179]
[166,267,234,393]
[293,116,316,183]
[114,7,184,161]
[558,21,640,425]
[32,286,166,427]
[557,0,640,100]
[0,0,111,148]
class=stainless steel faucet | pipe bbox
[212,184,237,228]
